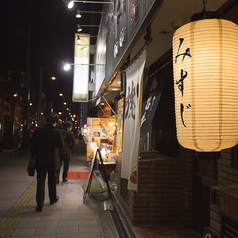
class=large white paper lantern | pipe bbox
[173,18,238,152]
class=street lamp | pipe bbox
[63,63,71,71]
[62,61,105,102]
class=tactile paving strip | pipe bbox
[0,179,36,238]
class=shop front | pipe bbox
[82,116,117,176]
[91,0,238,236]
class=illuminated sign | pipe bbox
[72,33,90,102]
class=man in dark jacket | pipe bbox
[58,121,75,183]
[30,113,64,212]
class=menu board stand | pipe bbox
[83,148,112,203]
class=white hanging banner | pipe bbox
[121,50,146,191]
[72,33,90,102]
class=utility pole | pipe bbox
[37,66,43,126]
[22,0,31,149]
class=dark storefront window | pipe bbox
[152,65,178,157]
[141,51,178,157]
[120,178,128,203]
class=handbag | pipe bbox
[27,155,36,176]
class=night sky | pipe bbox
[0,0,83,112]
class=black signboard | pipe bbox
[139,65,169,153]
[83,149,112,204]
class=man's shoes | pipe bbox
[50,196,59,204]
[35,206,42,212]
[62,179,68,182]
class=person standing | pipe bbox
[58,121,75,183]
[30,113,63,212]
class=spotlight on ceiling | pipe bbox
[64,0,113,9]
[77,24,100,32]
[66,0,74,9]
[75,9,102,18]
[77,24,82,32]
[76,9,81,18]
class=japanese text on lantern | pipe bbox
[174,38,192,127]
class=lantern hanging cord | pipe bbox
[193,0,214,17]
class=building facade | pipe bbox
[92,0,238,237]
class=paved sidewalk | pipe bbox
[0,143,118,238]
[0,143,203,238]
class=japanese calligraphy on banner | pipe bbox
[121,50,146,191]
[139,64,170,153]
[72,33,90,102]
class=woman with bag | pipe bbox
[30,113,64,212]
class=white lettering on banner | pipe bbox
[140,78,157,127]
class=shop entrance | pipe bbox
[192,174,210,234]
[192,155,218,235]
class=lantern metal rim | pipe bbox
[191,10,219,22]
[196,152,221,159]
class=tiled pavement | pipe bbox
[131,223,203,238]
[0,143,118,238]
[0,142,203,238]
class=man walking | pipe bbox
[58,121,75,183]
[30,113,63,212]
